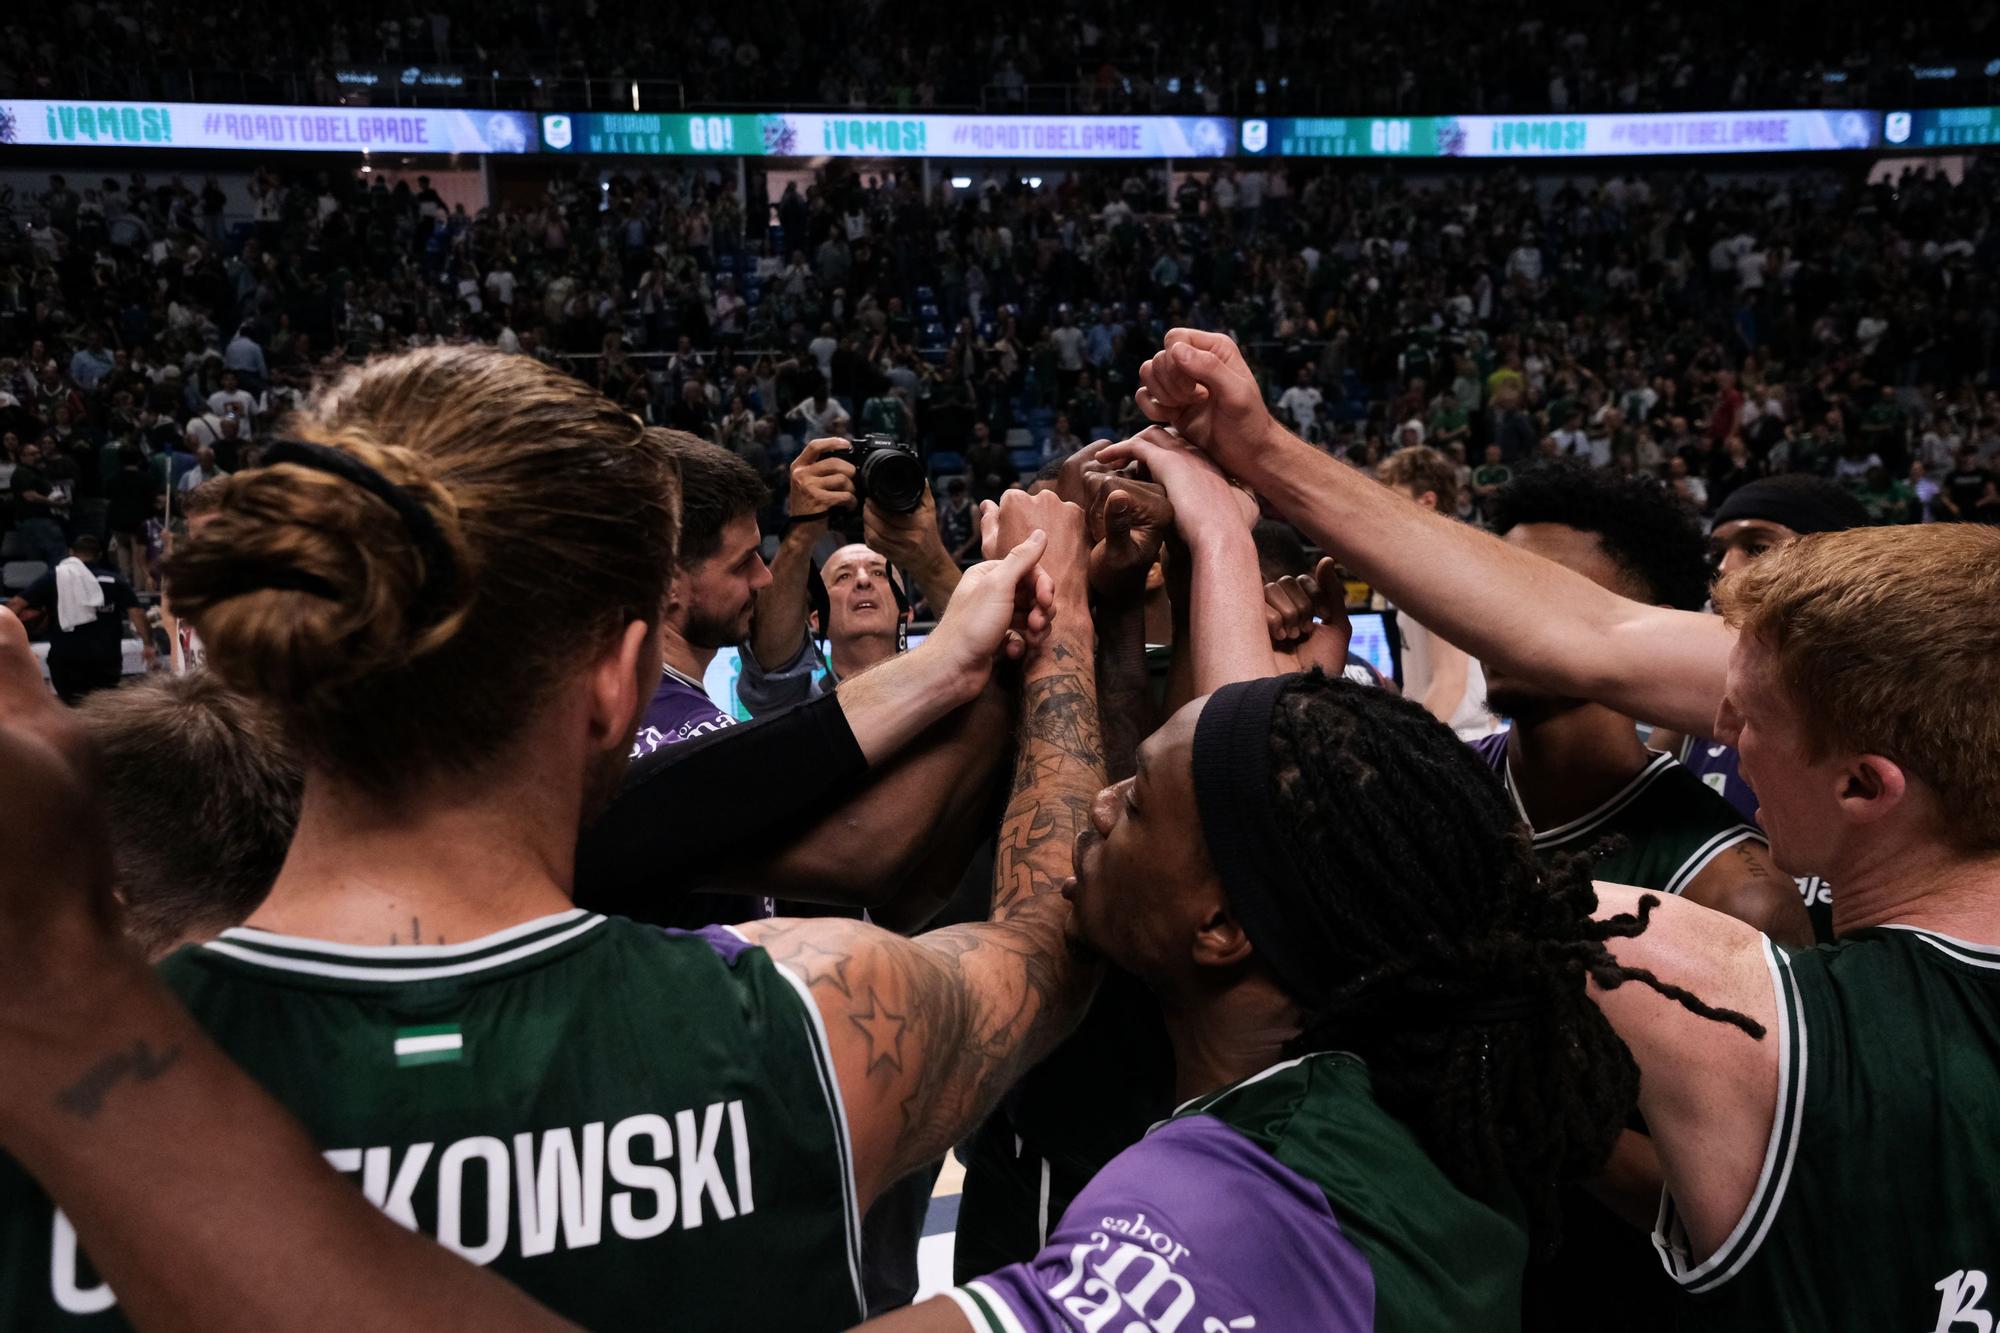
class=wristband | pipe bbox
[783,510,832,531]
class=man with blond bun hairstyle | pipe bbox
[1124,326,2000,1332]
[0,346,1109,1332]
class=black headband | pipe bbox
[1712,475,1867,536]
[1191,675,1334,1010]
[258,438,458,603]
[1191,674,1546,1029]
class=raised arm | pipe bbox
[747,436,854,673]
[864,488,964,615]
[580,610,1016,920]
[1135,330,1734,737]
[738,490,1105,1206]
[1082,474,1171,780]
[1098,427,1275,694]
[693,677,1012,924]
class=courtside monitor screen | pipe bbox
[1346,610,1398,686]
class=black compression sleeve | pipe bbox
[573,690,868,921]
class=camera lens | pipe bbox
[859,448,927,514]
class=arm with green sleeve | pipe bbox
[1133,331,1735,738]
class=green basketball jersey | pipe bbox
[1179,1053,1532,1331]
[1473,738,1765,895]
[1656,927,2000,1330]
[1474,737,1766,1333]
[950,1052,1529,1333]
[0,912,865,1331]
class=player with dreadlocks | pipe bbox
[868,671,1762,1332]
[0,663,1761,1333]
[0,435,1762,1332]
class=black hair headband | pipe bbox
[259,438,458,603]
[1191,675,1546,1029]
[1191,674,1333,1010]
[1711,476,1867,537]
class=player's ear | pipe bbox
[1190,898,1254,970]
[588,619,655,753]
[1835,752,1909,827]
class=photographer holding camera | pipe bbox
[741,435,963,716]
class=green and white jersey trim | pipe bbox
[1653,936,1808,1294]
[1659,825,1766,897]
[726,924,867,1319]
[1503,750,1680,847]
[950,1278,1033,1333]
[1503,748,1765,894]
[202,909,607,982]
[1879,923,2000,971]
[1171,1054,1310,1119]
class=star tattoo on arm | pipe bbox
[847,988,908,1077]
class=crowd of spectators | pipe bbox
[5,150,2000,607]
[2,0,1993,115]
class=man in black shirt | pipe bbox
[8,441,67,568]
[6,534,154,703]
[1940,444,1995,523]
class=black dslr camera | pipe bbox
[845,434,927,514]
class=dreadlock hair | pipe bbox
[1262,672,1762,1252]
[1485,459,1711,611]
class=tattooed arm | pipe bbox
[1682,837,1814,947]
[738,489,1106,1207]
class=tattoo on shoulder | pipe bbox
[757,928,857,999]
[1731,842,1776,881]
[853,905,1083,1173]
[55,1039,183,1121]
[848,987,908,1075]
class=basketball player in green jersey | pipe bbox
[1475,462,1808,945]
[0,348,1108,1332]
[1648,474,1868,943]
[1474,460,1806,1331]
[0,484,1763,1333]
[1128,326,2000,1330]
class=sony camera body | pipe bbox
[846,434,927,514]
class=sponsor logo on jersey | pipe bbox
[1046,1218,1256,1333]
[1932,1268,1994,1332]
[49,1102,757,1313]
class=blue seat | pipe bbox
[919,303,941,322]
[915,285,935,303]
[930,450,967,475]
[1009,448,1042,473]
[715,252,738,274]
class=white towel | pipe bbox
[54,557,104,632]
